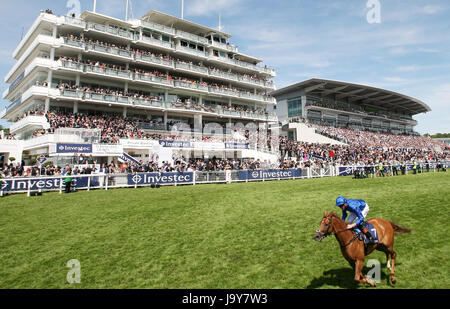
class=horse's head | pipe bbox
[314,211,337,242]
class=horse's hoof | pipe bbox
[391,278,397,285]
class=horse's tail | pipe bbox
[390,221,412,234]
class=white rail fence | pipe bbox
[0,162,447,196]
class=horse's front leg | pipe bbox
[354,259,376,287]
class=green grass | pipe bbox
[0,172,449,289]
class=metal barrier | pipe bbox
[0,162,447,196]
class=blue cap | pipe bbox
[336,196,347,206]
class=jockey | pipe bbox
[335,196,374,242]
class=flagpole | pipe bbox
[93,0,97,13]
[181,0,184,19]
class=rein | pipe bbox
[323,215,359,248]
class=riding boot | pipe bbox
[362,228,374,243]
[354,228,364,241]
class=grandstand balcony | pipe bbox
[5,35,274,95]
[207,54,276,77]
[6,86,277,124]
[304,105,418,131]
[4,56,276,107]
[11,11,275,79]
[9,115,50,135]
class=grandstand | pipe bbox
[0,11,448,183]
[270,78,431,143]
[0,9,278,167]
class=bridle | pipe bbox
[318,215,359,247]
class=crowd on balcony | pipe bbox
[0,133,16,140]
[306,99,365,113]
[55,53,272,99]
[308,123,447,150]
[58,34,273,86]
[55,82,163,102]
[306,99,414,122]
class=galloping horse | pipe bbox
[314,210,411,287]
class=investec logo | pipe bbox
[341,167,353,175]
[2,178,77,191]
[57,144,92,153]
[131,174,142,184]
[131,173,192,184]
[1,180,8,190]
[251,170,293,179]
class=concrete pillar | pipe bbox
[47,70,53,88]
[164,90,169,102]
[194,114,202,133]
[124,81,129,93]
[50,48,55,61]
[164,111,168,127]
[301,95,307,118]
[123,106,127,118]
[75,74,81,86]
[45,98,50,112]
[74,101,79,113]
[52,25,58,39]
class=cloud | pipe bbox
[185,0,243,17]
[395,66,418,72]
[414,83,450,134]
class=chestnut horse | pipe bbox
[314,210,411,287]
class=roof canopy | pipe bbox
[141,10,232,39]
[271,78,431,115]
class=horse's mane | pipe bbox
[327,211,340,219]
[326,211,346,225]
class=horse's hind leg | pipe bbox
[389,247,397,284]
[385,251,391,270]
[378,244,397,284]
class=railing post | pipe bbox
[105,175,109,190]
[27,179,31,197]
[87,175,91,191]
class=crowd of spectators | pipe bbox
[279,135,449,167]
[59,34,273,87]
[56,53,271,98]
[309,123,447,150]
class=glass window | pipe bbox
[288,99,302,117]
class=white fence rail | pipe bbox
[1,162,447,196]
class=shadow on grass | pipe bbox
[307,263,400,289]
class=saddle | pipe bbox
[359,221,379,245]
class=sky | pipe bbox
[0,0,449,134]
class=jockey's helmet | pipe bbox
[335,196,347,207]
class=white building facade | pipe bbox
[1,10,279,166]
